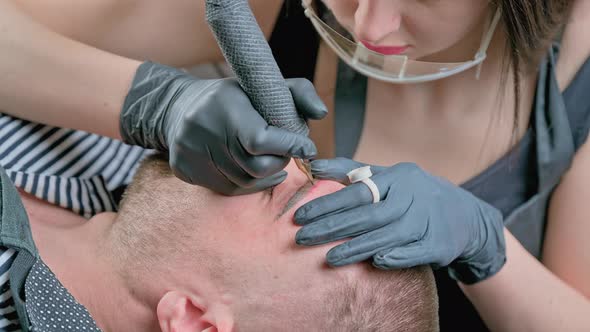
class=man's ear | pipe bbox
[157,291,234,332]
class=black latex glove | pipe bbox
[295,158,506,284]
[120,62,327,195]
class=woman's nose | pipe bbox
[353,0,402,43]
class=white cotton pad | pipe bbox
[347,166,373,183]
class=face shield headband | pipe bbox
[302,0,502,84]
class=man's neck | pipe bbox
[22,192,158,331]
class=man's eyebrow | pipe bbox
[277,182,314,219]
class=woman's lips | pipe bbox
[361,41,409,55]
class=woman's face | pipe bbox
[320,0,493,62]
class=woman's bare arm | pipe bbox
[459,131,590,331]
[1,0,284,138]
[11,0,284,67]
[460,229,590,332]
[0,0,139,139]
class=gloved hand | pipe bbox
[294,158,506,284]
[120,62,327,195]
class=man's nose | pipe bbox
[353,0,402,43]
[288,160,311,187]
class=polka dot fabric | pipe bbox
[24,259,101,332]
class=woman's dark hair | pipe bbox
[495,0,571,137]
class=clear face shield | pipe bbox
[302,0,502,84]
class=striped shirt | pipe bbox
[0,248,19,331]
[0,112,153,330]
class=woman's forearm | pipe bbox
[0,1,141,139]
[460,229,590,332]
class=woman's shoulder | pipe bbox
[555,0,590,91]
[561,53,590,152]
[545,0,590,151]
[551,42,590,151]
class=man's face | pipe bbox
[193,161,366,324]
[120,158,437,331]
[201,160,349,267]
[206,159,343,234]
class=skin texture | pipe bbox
[20,162,363,332]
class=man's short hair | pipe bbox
[326,264,438,331]
[110,155,439,331]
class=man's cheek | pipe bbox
[213,195,258,221]
[216,202,275,240]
